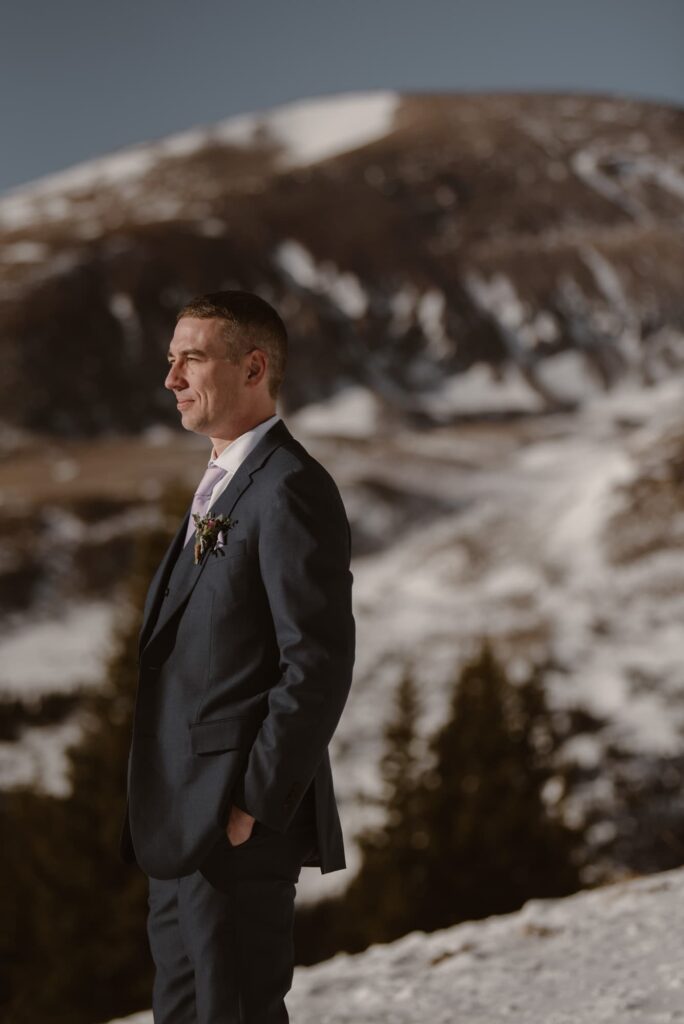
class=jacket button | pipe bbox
[164,587,170,597]
[285,782,301,804]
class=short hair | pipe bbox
[176,290,288,400]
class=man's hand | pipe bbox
[225,803,256,847]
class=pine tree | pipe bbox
[348,663,429,942]
[1,482,190,1024]
[418,639,583,931]
[294,661,429,959]
[298,639,585,956]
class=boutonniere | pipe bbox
[192,513,238,565]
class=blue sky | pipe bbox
[1,0,682,194]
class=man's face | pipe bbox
[165,317,251,437]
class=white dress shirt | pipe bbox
[206,412,281,510]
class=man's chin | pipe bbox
[179,411,209,436]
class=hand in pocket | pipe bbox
[225,803,257,847]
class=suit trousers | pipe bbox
[146,785,317,1024]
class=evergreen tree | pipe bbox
[418,639,583,932]
[1,482,190,1024]
[297,639,585,956]
[348,663,429,941]
[294,661,427,960]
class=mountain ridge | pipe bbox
[0,89,682,437]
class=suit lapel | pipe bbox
[140,417,292,658]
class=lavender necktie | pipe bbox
[184,462,229,546]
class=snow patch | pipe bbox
[253,91,400,167]
[0,602,116,698]
[274,239,368,318]
[0,718,83,796]
[417,289,451,359]
[290,386,383,438]
[424,363,543,416]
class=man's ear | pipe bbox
[246,351,267,380]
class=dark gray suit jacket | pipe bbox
[119,417,356,878]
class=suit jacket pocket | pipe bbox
[203,538,249,570]
[189,714,260,755]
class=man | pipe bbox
[119,290,356,1023]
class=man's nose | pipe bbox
[165,364,183,390]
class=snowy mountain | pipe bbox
[1,90,684,899]
[108,864,684,1024]
[0,90,682,436]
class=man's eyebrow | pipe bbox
[167,347,207,361]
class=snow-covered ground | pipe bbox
[108,864,684,1024]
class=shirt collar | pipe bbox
[209,412,281,473]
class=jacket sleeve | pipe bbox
[231,462,355,832]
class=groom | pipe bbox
[118,290,356,1022]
